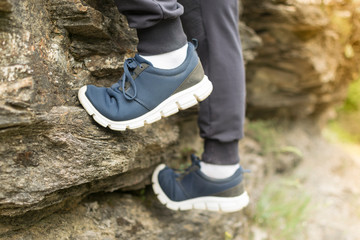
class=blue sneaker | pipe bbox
[78,42,213,131]
[152,155,250,212]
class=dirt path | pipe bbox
[290,133,360,240]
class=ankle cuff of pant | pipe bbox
[137,18,187,55]
[201,139,240,165]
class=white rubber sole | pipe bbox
[78,76,213,131]
[152,164,250,212]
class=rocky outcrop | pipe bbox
[0,0,263,230]
[0,0,173,222]
[1,130,268,240]
[2,191,251,240]
[0,0,263,222]
[242,0,360,122]
[1,0,360,238]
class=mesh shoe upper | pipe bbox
[157,155,246,202]
[84,43,202,121]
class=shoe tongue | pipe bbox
[134,54,153,67]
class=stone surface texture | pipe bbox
[0,0,173,222]
[1,132,267,240]
[0,0,359,238]
[243,0,360,122]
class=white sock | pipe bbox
[139,43,188,69]
[199,162,240,179]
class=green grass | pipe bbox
[224,231,233,240]
[326,120,360,143]
[253,178,311,240]
[339,78,360,113]
[277,146,303,159]
[246,120,278,155]
[326,78,360,144]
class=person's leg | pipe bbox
[78,0,213,131]
[114,0,189,69]
[114,0,187,55]
[114,0,190,69]
[81,0,248,212]
[152,0,249,212]
[179,0,246,167]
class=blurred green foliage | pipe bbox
[253,178,311,240]
[327,78,360,143]
[246,120,278,155]
[340,78,360,112]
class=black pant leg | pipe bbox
[114,0,187,55]
[179,0,246,165]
